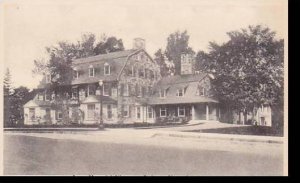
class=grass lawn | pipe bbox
[184,126,283,137]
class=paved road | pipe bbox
[4,133,283,175]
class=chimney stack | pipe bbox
[180,53,195,75]
[133,38,145,50]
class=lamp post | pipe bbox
[98,80,104,130]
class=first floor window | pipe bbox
[57,111,63,119]
[29,108,35,120]
[107,105,112,119]
[178,106,185,117]
[160,108,167,117]
[87,104,95,120]
[136,106,141,119]
[147,107,153,119]
[72,88,78,99]
[123,105,129,117]
[88,85,96,96]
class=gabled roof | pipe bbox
[24,100,52,107]
[155,73,208,86]
[72,49,137,64]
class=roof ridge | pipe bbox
[73,49,135,62]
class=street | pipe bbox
[3,131,283,176]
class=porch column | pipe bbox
[206,103,209,121]
[192,105,195,120]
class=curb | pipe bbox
[152,132,284,144]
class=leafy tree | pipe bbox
[208,25,284,123]
[94,35,124,55]
[165,30,194,75]
[195,50,212,72]
[9,87,33,126]
[153,49,175,77]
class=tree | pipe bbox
[4,68,13,96]
[153,49,175,77]
[94,35,124,55]
[165,30,194,75]
[208,25,284,123]
[9,87,32,126]
[195,50,212,72]
[4,68,13,126]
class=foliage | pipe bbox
[94,35,125,55]
[154,30,194,76]
[208,25,284,113]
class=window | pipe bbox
[45,108,51,118]
[107,105,112,119]
[159,89,166,98]
[123,105,129,117]
[178,107,185,117]
[88,84,96,96]
[45,91,51,101]
[104,63,110,75]
[57,111,63,119]
[45,74,51,83]
[123,84,129,96]
[89,65,94,77]
[29,108,35,120]
[197,86,205,96]
[136,106,141,119]
[177,89,184,97]
[148,107,153,119]
[87,104,95,120]
[73,70,79,79]
[103,83,111,96]
[129,66,135,76]
[160,108,167,117]
[139,67,145,78]
[71,87,78,99]
[38,93,44,101]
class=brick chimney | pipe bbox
[180,53,195,75]
[133,38,145,50]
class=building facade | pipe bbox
[23,38,272,126]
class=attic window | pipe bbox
[198,86,206,96]
[104,63,110,75]
[89,65,94,77]
[159,89,166,98]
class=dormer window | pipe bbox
[73,68,79,79]
[159,89,166,98]
[104,63,110,75]
[45,74,51,83]
[198,86,205,96]
[176,89,184,97]
[89,65,94,77]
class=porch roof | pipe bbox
[81,95,117,104]
[147,96,218,105]
[23,100,52,108]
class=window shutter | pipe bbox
[128,84,132,96]
[120,84,124,96]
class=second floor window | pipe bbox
[104,63,110,75]
[89,66,94,77]
[103,83,111,96]
[73,70,79,79]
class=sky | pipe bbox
[0,0,287,89]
